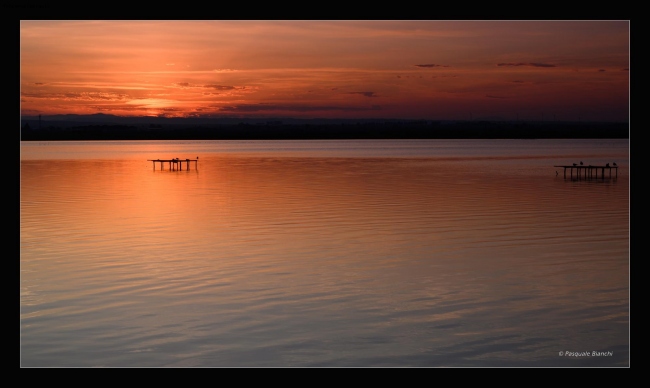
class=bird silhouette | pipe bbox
[613,162,617,166]
[573,163,577,166]
[606,163,610,167]
[580,161,583,165]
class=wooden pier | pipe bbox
[554,164,618,180]
[148,158,198,171]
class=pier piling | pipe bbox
[148,158,199,171]
[553,164,617,180]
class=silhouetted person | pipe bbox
[580,161,583,165]
[606,163,610,167]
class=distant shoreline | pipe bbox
[20,120,629,141]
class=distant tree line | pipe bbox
[20,121,629,141]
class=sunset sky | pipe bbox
[20,20,629,122]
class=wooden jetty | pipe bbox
[147,157,198,171]
[554,163,618,180]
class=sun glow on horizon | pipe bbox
[20,20,629,122]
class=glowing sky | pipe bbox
[20,20,629,121]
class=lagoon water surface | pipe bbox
[20,139,629,367]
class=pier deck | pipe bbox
[147,158,199,170]
[554,164,617,179]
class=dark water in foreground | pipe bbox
[20,139,629,367]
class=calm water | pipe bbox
[20,139,629,367]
